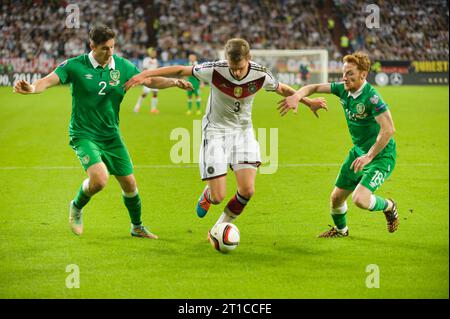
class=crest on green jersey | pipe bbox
[110,69,120,81]
[81,155,90,165]
[356,103,366,114]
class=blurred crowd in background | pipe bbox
[0,0,448,73]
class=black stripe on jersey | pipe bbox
[201,61,228,69]
[205,88,213,129]
[249,66,273,77]
[266,81,280,92]
[203,138,208,178]
[249,62,267,71]
[191,65,200,81]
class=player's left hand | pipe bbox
[350,154,373,173]
[307,97,328,118]
[123,74,146,91]
[175,79,193,90]
[277,95,300,116]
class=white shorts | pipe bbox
[143,86,158,94]
[199,128,261,180]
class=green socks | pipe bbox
[331,202,348,230]
[123,193,142,226]
[332,212,347,230]
[369,194,388,211]
[73,184,91,209]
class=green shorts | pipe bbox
[69,135,133,176]
[335,146,396,193]
[187,88,200,97]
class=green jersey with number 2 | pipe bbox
[54,54,140,141]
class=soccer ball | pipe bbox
[208,222,240,253]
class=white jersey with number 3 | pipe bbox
[192,60,279,132]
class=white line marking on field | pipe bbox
[0,163,445,170]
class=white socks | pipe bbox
[331,201,347,215]
[82,178,93,197]
[214,212,236,228]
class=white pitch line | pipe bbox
[0,163,445,170]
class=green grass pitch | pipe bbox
[0,85,448,298]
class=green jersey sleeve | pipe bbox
[54,59,72,84]
[368,90,389,117]
[123,59,141,82]
[330,81,346,98]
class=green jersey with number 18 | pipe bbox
[330,81,396,156]
[54,52,140,141]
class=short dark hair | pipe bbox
[89,25,115,45]
[225,38,250,63]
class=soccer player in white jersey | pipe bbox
[125,38,327,235]
[134,50,160,114]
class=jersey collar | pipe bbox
[88,51,115,70]
[347,80,367,99]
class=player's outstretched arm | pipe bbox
[142,77,193,90]
[124,65,193,91]
[13,72,60,94]
[275,83,328,117]
[277,83,331,116]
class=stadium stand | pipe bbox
[0,0,448,73]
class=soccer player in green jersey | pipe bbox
[185,54,202,115]
[14,25,192,238]
[278,51,399,237]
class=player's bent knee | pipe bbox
[90,179,108,193]
[122,182,137,194]
[352,193,369,209]
[89,174,109,193]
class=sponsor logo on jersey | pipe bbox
[234,86,243,98]
[370,94,379,104]
[110,70,120,81]
[345,108,367,121]
[84,74,93,80]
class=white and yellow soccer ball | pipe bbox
[208,222,240,253]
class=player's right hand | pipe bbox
[123,74,146,91]
[13,80,34,94]
[175,79,194,90]
[277,95,300,116]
